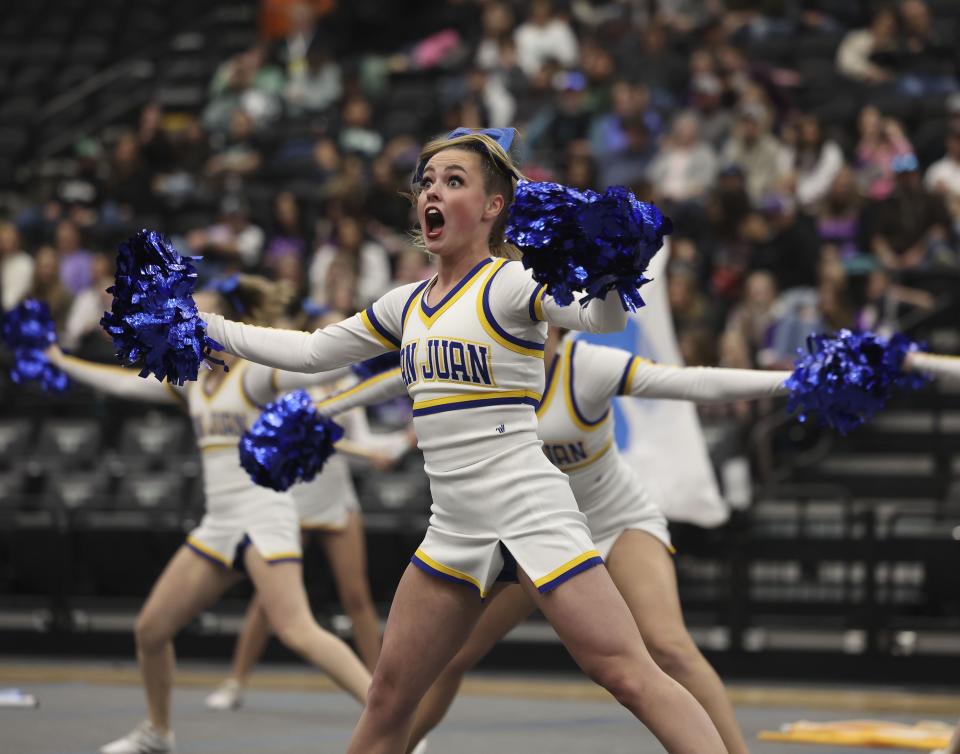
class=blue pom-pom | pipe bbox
[574,186,673,311]
[351,351,402,380]
[505,181,595,306]
[785,330,928,435]
[1,299,69,392]
[100,230,223,385]
[505,181,671,311]
[239,390,344,491]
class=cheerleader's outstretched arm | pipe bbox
[201,283,420,374]
[314,367,408,418]
[241,362,356,406]
[624,358,790,403]
[47,346,184,406]
[904,352,960,383]
[492,262,627,335]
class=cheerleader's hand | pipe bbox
[45,343,64,364]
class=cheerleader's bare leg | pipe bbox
[134,546,244,731]
[318,511,382,670]
[242,545,370,703]
[518,563,727,754]
[606,530,750,754]
[405,584,535,752]
[345,564,498,754]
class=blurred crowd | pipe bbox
[3,0,960,379]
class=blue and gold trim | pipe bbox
[565,340,609,431]
[412,389,541,417]
[359,307,401,350]
[534,550,604,593]
[402,279,431,331]
[478,260,545,358]
[617,356,643,396]
[185,536,231,568]
[536,354,560,417]
[265,551,303,565]
[418,257,492,328]
[528,283,548,322]
[316,367,403,413]
[411,548,486,597]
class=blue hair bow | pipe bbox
[207,274,245,314]
[413,127,518,184]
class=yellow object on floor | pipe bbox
[759,719,953,750]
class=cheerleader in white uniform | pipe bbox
[206,371,413,710]
[199,129,730,754]
[46,276,371,754]
[309,329,960,754]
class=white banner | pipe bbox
[577,240,730,527]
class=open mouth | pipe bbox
[424,207,445,239]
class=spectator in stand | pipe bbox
[701,165,753,301]
[924,126,960,232]
[817,166,868,261]
[668,262,717,339]
[589,80,661,163]
[724,270,778,367]
[893,0,958,97]
[272,1,322,79]
[870,153,955,271]
[526,70,593,171]
[562,140,598,190]
[748,194,822,293]
[263,191,310,274]
[187,196,266,276]
[475,1,515,73]
[721,102,791,205]
[205,110,264,184]
[308,215,391,311]
[394,246,435,286]
[0,222,33,311]
[916,91,960,168]
[101,130,155,225]
[648,111,718,206]
[137,102,175,176]
[202,46,284,135]
[835,6,899,85]
[364,137,418,236]
[29,246,73,331]
[855,106,913,201]
[597,114,656,189]
[785,113,845,211]
[54,219,93,295]
[689,72,733,151]
[514,0,579,79]
[338,94,383,160]
[284,45,343,115]
[629,20,689,110]
[62,251,115,353]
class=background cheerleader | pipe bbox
[44,275,371,754]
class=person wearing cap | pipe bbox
[721,101,791,205]
[870,152,955,271]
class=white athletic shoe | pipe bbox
[411,739,429,754]
[205,679,244,710]
[100,721,174,754]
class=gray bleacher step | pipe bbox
[797,453,946,499]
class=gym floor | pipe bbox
[3,659,957,754]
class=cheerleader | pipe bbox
[199,129,729,754]
[206,368,413,710]
[46,275,371,754]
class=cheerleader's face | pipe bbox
[417,148,504,257]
